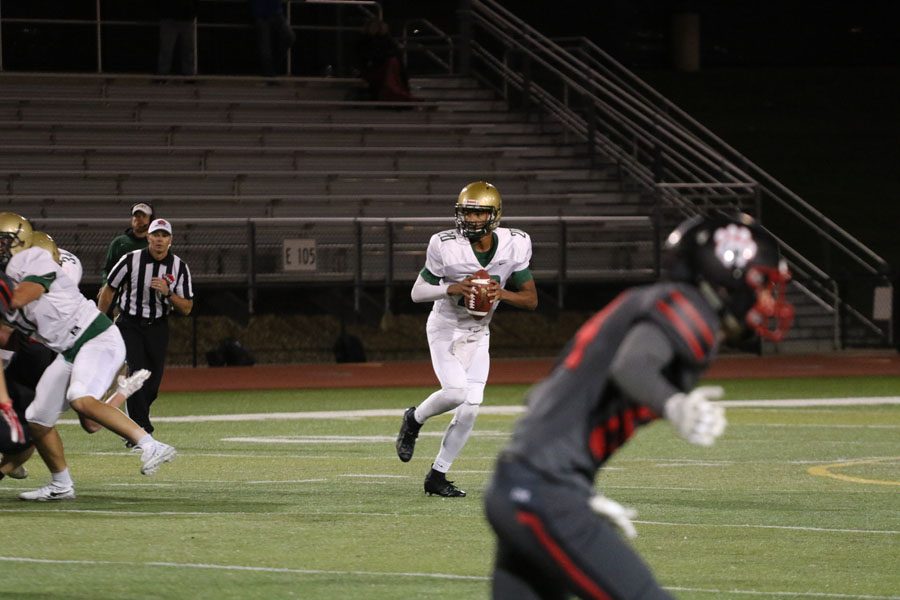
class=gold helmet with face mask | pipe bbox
[30,231,61,264]
[454,181,503,241]
[0,212,33,269]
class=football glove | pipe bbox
[589,494,638,539]
[1,402,24,445]
[664,386,727,447]
[116,369,151,400]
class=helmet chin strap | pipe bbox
[698,281,742,342]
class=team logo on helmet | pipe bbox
[713,224,757,270]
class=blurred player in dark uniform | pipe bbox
[484,213,795,599]
[0,326,55,477]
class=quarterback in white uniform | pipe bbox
[396,182,538,497]
[0,213,176,501]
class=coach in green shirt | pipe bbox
[101,202,153,282]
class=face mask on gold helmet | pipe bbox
[30,231,61,264]
[454,181,502,242]
[0,212,33,269]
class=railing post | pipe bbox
[456,0,472,76]
[0,1,5,72]
[286,0,292,75]
[191,311,198,367]
[247,219,257,315]
[354,219,363,314]
[384,219,394,317]
[558,219,567,309]
[95,0,103,73]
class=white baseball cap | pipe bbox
[131,202,153,216]
[148,218,173,235]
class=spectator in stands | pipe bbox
[98,218,194,438]
[250,0,296,78]
[356,18,415,101]
[157,0,199,77]
[99,203,153,312]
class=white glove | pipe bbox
[115,369,152,400]
[664,386,727,447]
[589,494,638,539]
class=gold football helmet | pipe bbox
[454,181,502,241]
[31,231,61,264]
[0,212,33,268]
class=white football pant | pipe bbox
[26,326,127,427]
[416,312,490,473]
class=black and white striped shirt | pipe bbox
[107,248,193,319]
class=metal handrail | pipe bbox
[464,0,892,345]
[0,0,381,74]
[401,19,454,74]
[553,34,890,276]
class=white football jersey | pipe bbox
[424,227,532,327]
[59,248,83,285]
[3,247,102,354]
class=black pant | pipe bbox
[117,316,169,434]
[484,460,673,600]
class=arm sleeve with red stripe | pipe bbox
[609,321,681,414]
[647,288,719,368]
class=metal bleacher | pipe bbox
[0,72,641,222]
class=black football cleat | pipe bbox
[424,469,466,498]
[396,407,422,463]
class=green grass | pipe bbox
[0,376,898,599]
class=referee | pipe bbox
[98,218,193,435]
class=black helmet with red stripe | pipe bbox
[663,213,794,343]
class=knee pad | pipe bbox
[452,402,480,429]
[442,386,468,406]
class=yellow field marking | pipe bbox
[807,457,900,486]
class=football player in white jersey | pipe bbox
[396,181,538,497]
[0,213,176,501]
[28,230,151,435]
[30,230,83,286]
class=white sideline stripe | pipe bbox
[0,556,895,598]
[665,586,900,599]
[0,556,485,581]
[338,474,409,479]
[54,396,900,426]
[0,507,894,535]
[636,520,898,535]
[246,479,327,484]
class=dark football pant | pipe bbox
[0,340,55,453]
[118,318,169,434]
[484,460,674,600]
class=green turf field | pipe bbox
[1,376,897,599]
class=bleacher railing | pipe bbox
[33,215,657,315]
[460,0,893,347]
[0,0,380,76]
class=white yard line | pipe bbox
[53,396,900,426]
[665,586,900,599]
[635,520,898,535]
[0,508,894,535]
[0,556,896,598]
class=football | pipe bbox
[466,269,493,319]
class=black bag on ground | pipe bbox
[333,333,366,363]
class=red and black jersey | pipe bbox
[502,283,720,492]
